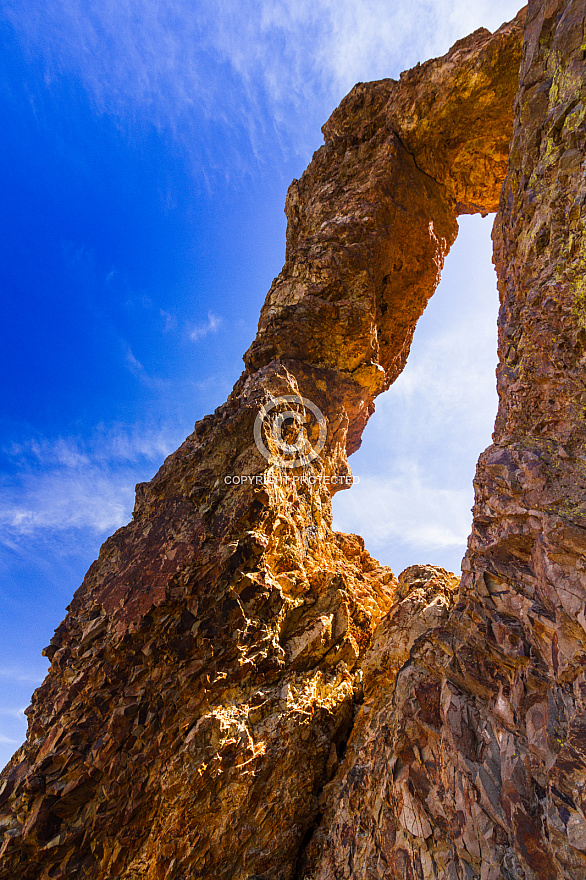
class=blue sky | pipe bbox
[0,0,522,765]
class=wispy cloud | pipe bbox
[157,308,222,341]
[332,214,499,573]
[0,423,184,541]
[373,311,498,465]
[189,312,222,342]
[333,464,473,550]
[6,428,177,467]
[0,473,135,535]
[0,707,28,722]
[125,346,164,388]
[0,706,30,766]
[0,668,45,686]
[3,0,523,171]
[160,309,178,333]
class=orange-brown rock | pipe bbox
[4,2,586,879]
[301,3,586,879]
[245,10,524,454]
[298,566,459,879]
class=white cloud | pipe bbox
[0,707,28,722]
[125,346,164,388]
[0,473,134,534]
[189,312,222,342]
[0,706,30,766]
[3,0,523,170]
[332,215,499,573]
[160,309,178,332]
[0,424,183,540]
[371,313,498,464]
[333,465,472,551]
[6,424,179,467]
[0,666,47,688]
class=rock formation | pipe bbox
[1,1,585,878]
[300,4,586,879]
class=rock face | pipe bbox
[300,4,586,879]
[1,2,585,878]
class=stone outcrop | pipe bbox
[300,3,586,879]
[2,2,585,878]
[298,565,459,879]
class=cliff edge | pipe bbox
[2,3,586,878]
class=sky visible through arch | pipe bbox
[0,0,522,765]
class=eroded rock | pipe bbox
[303,2,586,879]
[3,3,585,879]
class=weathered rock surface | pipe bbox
[301,3,586,879]
[3,2,585,879]
[298,566,460,878]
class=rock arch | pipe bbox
[3,3,586,879]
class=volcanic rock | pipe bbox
[301,3,586,879]
[2,2,585,879]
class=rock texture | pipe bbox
[298,566,460,879]
[2,2,585,879]
[300,3,586,879]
